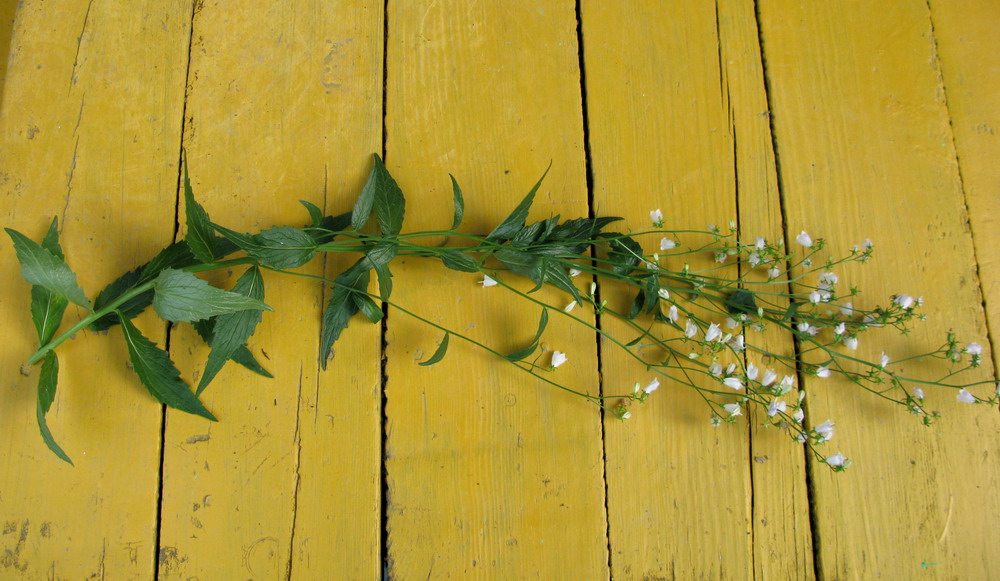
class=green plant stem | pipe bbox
[26,257,257,365]
[260,265,625,407]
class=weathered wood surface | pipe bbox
[1,0,997,578]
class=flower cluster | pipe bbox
[477,209,995,470]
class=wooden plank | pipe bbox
[382,2,608,578]
[928,0,1000,367]
[0,0,192,577]
[156,1,384,578]
[758,1,1000,578]
[581,2,754,578]
[716,1,815,578]
[0,0,17,100]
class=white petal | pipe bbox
[551,351,568,368]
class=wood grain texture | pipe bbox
[155,1,383,578]
[0,0,192,577]
[0,0,17,102]
[383,1,608,578]
[0,2,997,578]
[759,1,1000,578]
[582,2,753,578]
[928,0,1000,370]
[716,0,815,578]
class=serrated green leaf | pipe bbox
[90,265,152,331]
[300,199,324,225]
[371,260,393,301]
[6,227,92,311]
[31,285,69,345]
[197,266,266,394]
[212,223,260,254]
[30,220,69,345]
[183,158,216,263]
[437,249,478,272]
[251,226,317,269]
[549,216,623,242]
[363,240,398,268]
[726,289,758,315]
[153,268,271,323]
[486,162,551,242]
[449,175,464,230]
[629,288,644,320]
[628,274,660,319]
[510,220,545,247]
[40,217,64,258]
[361,241,396,301]
[419,333,450,366]
[353,154,406,236]
[193,319,272,377]
[36,352,72,464]
[541,260,582,303]
[91,240,210,331]
[213,223,318,269]
[117,312,216,420]
[229,346,273,377]
[353,293,384,323]
[603,233,644,275]
[142,240,198,277]
[311,211,352,245]
[503,309,549,362]
[495,248,580,303]
[320,258,371,369]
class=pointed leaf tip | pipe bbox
[6,227,92,311]
[118,312,216,421]
[152,268,271,323]
[419,333,450,366]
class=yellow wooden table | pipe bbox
[2,1,998,579]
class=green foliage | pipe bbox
[602,233,643,276]
[193,318,272,378]
[183,157,217,263]
[118,311,216,421]
[152,268,271,323]
[419,333,450,366]
[36,352,71,464]
[449,175,464,230]
[6,227,92,311]
[9,154,985,469]
[437,249,479,272]
[352,153,405,237]
[726,289,758,315]
[30,218,69,345]
[486,163,550,242]
[320,258,372,370]
[503,310,549,362]
[197,266,266,394]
